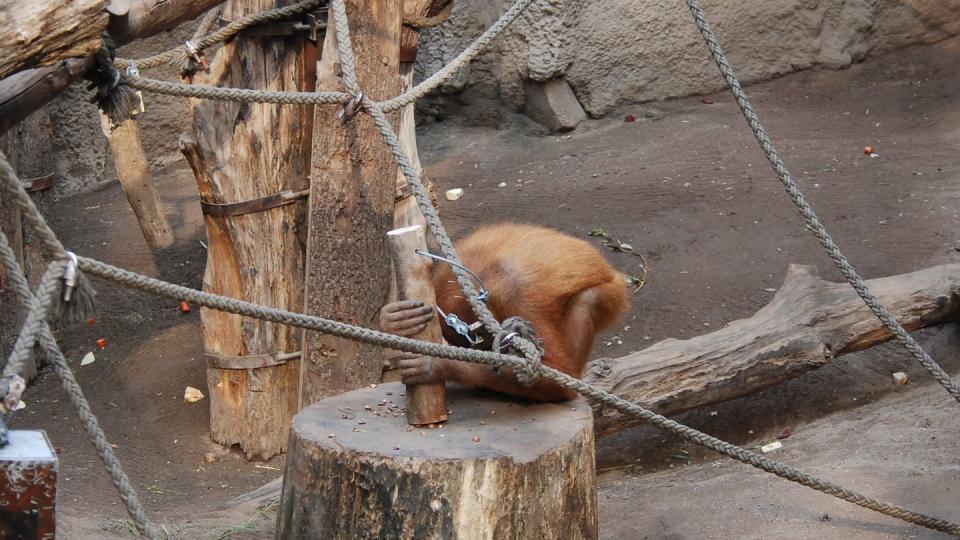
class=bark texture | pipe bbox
[585,263,960,435]
[299,0,403,407]
[278,382,597,539]
[106,117,174,250]
[0,0,108,79]
[181,0,318,460]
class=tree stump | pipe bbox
[277,382,597,539]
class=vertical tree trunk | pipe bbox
[299,0,403,407]
[182,0,318,460]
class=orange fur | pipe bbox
[433,222,630,400]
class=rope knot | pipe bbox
[493,317,544,386]
[86,33,140,127]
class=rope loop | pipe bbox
[493,317,544,386]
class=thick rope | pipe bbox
[178,6,223,77]
[114,0,324,72]
[123,76,350,105]
[683,0,960,403]
[0,232,158,538]
[0,0,957,535]
[117,0,533,114]
[65,253,960,536]
[0,151,96,324]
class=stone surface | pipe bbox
[524,77,587,131]
[416,0,960,117]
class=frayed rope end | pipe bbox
[96,83,140,127]
[56,254,96,326]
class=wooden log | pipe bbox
[104,117,175,250]
[386,225,448,425]
[0,59,94,135]
[181,0,319,460]
[0,0,108,80]
[584,263,960,435]
[0,0,226,134]
[277,382,597,539]
[107,0,228,44]
[299,0,403,407]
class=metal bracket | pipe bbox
[395,182,413,202]
[200,188,309,217]
[205,350,301,370]
[336,91,364,125]
[21,173,55,192]
[218,11,328,43]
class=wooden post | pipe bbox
[278,382,597,538]
[379,0,442,384]
[386,225,447,425]
[181,0,318,460]
[299,0,403,407]
[104,117,175,250]
[0,137,26,377]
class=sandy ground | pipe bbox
[6,36,960,538]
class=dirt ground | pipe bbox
[7,36,960,538]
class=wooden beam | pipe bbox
[0,0,226,134]
[0,0,108,80]
[0,59,94,135]
[299,0,403,407]
[107,0,227,44]
[105,117,175,250]
[585,263,960,435]
[182,0,319,460]
[386,225,448,425]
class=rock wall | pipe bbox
[416,0,960,123]
[7,0,960,195]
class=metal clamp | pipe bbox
[184,40,209,71]
[200,189,309,218]
[336,91,364,125]
[205,350,301,370]
[217,11,327,43]
[437,306,483,347]
[62,252,78,302]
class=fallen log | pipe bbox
[584,263,960,435]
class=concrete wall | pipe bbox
[416,0,960,124]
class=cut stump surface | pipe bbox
[278,382,597,539]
